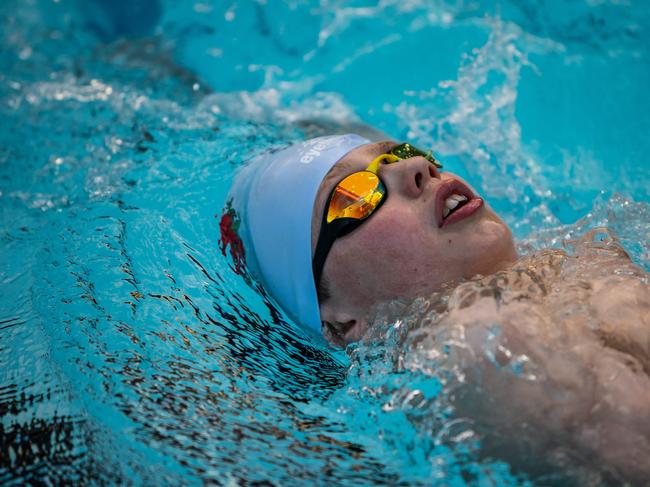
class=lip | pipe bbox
[434,178,484,228]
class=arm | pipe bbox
[589,275,650,372]
[430,291,650,483]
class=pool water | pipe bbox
[1,0,649,484]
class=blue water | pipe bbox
[1,0,649,484]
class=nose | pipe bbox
[381,156,441,199]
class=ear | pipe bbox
[319,302,368,346]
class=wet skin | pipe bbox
[311,141,518,345]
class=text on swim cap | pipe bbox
[299,140,329,164]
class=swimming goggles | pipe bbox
[312,143,442,290]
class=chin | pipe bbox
[466,218,517,277]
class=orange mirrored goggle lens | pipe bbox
[326,171,386,223]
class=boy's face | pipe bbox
[311,141,517,345]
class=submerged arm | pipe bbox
[435,283,650,483]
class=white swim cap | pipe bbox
[219,134,371,332]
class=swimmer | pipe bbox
[220,134,650,483]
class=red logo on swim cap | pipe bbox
[218,199,246,276]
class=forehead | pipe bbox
[320,140,397,194]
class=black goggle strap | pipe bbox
[312,185,389,290]
[312,218,359,292]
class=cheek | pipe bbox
[329,208,442,299]
[323,202,517,309]
[361,207,433,262]
[367,215,422,250]
[441,209,516,275]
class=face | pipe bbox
[311,141,517,346]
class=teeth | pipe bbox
[443,194,468,219]
[445,197,459,210]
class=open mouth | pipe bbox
[443,193,470,219]
[436,179,484,228]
